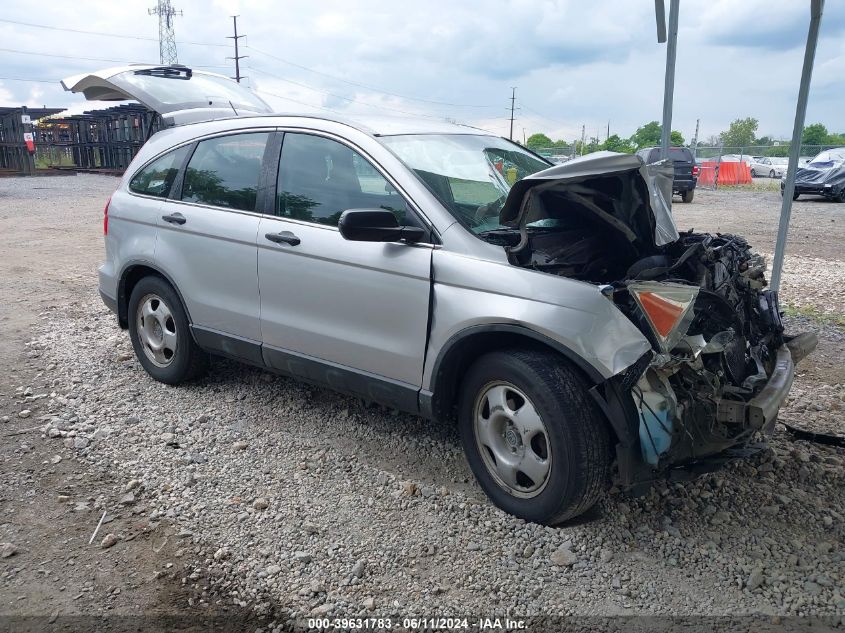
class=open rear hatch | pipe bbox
[61,65,273,126]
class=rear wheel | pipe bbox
[458,350,611,525]
[680,189,694,203]
[769,169,776,178]
[128,276,208,384]
[751,168,757,177]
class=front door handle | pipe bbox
[265,231,301,246]
[162,213,186,225]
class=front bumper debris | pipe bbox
[716,334,818,431]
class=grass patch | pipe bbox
[715,180,781,193]
[782,303,845,327]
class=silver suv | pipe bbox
[67,66,815,524]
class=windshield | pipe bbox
[379,133,550,233]
[809,149,845,168]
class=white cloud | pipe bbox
[0,0,842,140]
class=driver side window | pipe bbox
[181,132,270,211]
[276,133,418,228]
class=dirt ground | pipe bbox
[0,175,842,628]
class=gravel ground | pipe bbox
[1,175,844,630]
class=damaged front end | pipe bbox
[489,152,818,488]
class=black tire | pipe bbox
[127,276,208,384]
[750,169,757,178]
[769,170,776,178]
[458,349,611,525]
[680,189,694,203]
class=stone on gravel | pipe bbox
[252,497,270,510]
[748,568,764,590]
[100,534,118,549]
[351,560,366,578]
[18,410,31,418]
[0,543,19,558]
[550,546,578,567]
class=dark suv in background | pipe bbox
[636,146,698,202]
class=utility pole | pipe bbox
[227,15,247,83]
[148,0,182,65]
[580,124,586,156]
[508,87,517,140]
[606,121,610,141]
[691,118,700,158]
[659,0,680,160]
[771,0,824,292]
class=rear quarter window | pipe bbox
[129,145,190,197]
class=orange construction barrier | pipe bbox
[700,160,752,186]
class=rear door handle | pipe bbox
[265,231,301,246]
[162,213,186,225]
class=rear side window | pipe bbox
[181,132,270,211]
[646,148,690,163]
[276,133,410,227]
[129,145,190,197]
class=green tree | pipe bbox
[526,133,553,149]
[631,121,662,148]
[802,123,829,146]
[719,117,759,148]
[602,134,635,153]
[630,121,685,148]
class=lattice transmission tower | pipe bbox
[148,0,182,65]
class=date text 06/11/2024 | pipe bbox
[306,617,528,630]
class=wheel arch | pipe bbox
[117,261,193,329]
[423,324,606,424]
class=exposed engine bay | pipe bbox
[486,154,817,481]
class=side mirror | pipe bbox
[338,209,426,243]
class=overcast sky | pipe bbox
[1,0,843,143]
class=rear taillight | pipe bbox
[103,196,111,235]
[629,282,698,353]
[692,165,700,177]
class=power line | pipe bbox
[247,65,448,120]
[0,76,57,84]
[0,17,227,47]
[246,45,493,109]
[0,46,227,68]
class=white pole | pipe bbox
[770,0,824,291]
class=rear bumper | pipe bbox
[673,178,696,192]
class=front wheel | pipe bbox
[769,170,776,178]
[127,276,209,384]
[458,350,611,525]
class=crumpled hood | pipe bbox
[499,151,679,247]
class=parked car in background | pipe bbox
[65,65,816,525]
[782,147,845,201]
[748,156,784,178]
[636,146,698,202]
[717,154,750,164]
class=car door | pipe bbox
[256,131,433,409]
[154,131,273,361]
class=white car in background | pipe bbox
[749,156,784,178]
